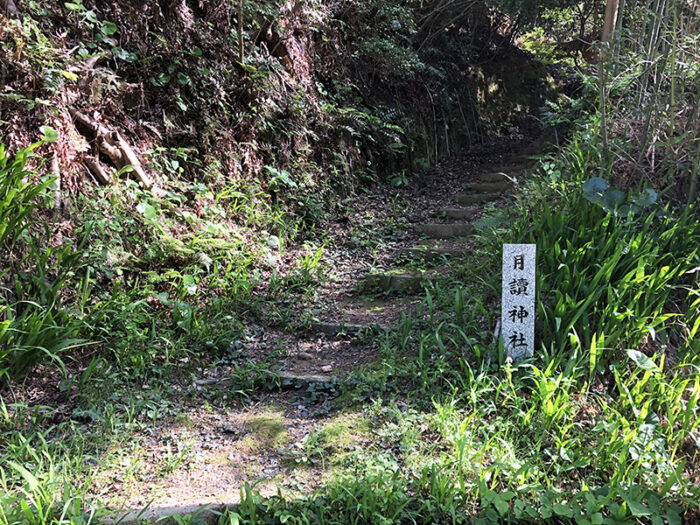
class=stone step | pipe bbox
[487,162,527,171]
[476,171,512,183]
[480,166,527,178]
[455,193,501,206]
[108,503,237,525]
[396,244,467,261]
[417,223,472,239]
[519,137,548,156]
[434,206,479,220]
[509,154,537,164]
[195,369,337,390]
[278,371,336,386]
[464,181,512,193]
[363,271,436,292]
[310,321,379,336]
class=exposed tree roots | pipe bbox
[69,109,154,190]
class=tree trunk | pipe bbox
[602,0,620,43]
[0,0,18,17]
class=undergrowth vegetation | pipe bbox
[0,0,698,523]
[5,113,695,525]
[0,142,86,383]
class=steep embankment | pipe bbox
[1,1,548,200]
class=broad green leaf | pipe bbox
[40,125,58,143]
[601,188,625,211]
[494,498,509,516]
[626,500,651,516]
[633,188,658,208]
[101,21,119,35]
[626,349,659,372]
[582,177,609,204]
[113,47,139,63]
[182,275,197,295]
[136,202,158,220]
[553,503,572,517]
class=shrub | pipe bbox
[0,143,86,382]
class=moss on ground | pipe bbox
[238,408,288,453]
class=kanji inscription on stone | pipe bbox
[501,244,536,361]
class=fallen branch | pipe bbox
[69,108,154,189]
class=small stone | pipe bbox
[266,235,281,250]
[196,252,214,270]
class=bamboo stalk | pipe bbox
[613,0,626,61]
[51,155,61,218]
[689,139,699,204]
[602,0,620,43]
[598,62,610,176]
[689,75,700,204]
[599,0,621,176]
[667,0,678,153]
[238,0,244,64]
[639,0,666,105]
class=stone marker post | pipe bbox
[501,244,536,361]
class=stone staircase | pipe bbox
[287,145,541,383]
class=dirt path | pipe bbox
[99,136,542,519]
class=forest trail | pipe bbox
[106,136,543,522]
